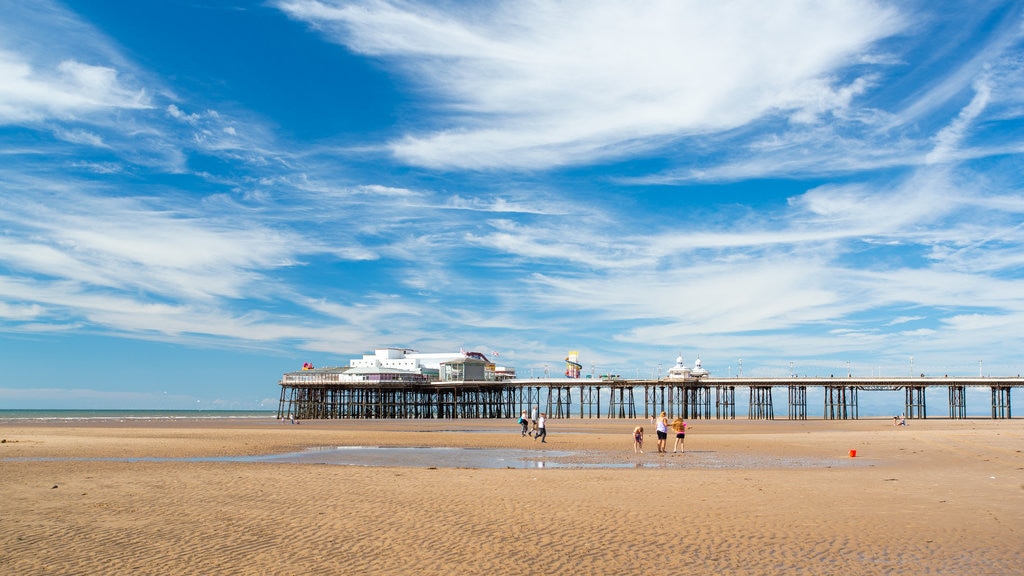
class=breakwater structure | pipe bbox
[277,371,1020,421]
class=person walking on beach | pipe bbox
[519,410,529,436]
[655,411,669,453]
[530,405,539,437]
[633,426,644,454]
[671,418,689,453]
[534,412,547,443]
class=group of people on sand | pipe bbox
[634,411,689,454]
[514,407,691,452]
[518,407,547,443]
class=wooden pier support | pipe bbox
[646,384,670,418]
[608,385,636,418]
[905,386,927,419]
[666,384,683,418]
[683,385,712,419]
[948,385,966,419]
[787,385,807,420]
[638,385,655,416]
[548,386,571,419]
[578,385,600,418]
[748,386,774,420]
[523,386,542,417]
[824,386,858,419]
[991,386,1012,419]
[716,386,736,419]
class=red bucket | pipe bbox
[848,449,857,458]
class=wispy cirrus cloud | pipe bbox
[0,2,153,124]
[0,186,308,301]
[0,51,151,123]
[633,3,1024,185]
[277,0,906,169]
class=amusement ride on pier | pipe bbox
[278,348,1019,421]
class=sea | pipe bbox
[0,409,276,421]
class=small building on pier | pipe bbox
[666,356,709,380]
[440,356,488,381]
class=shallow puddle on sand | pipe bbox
[5,446,865,469]
[237,446,862,470]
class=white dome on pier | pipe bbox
[666,355,691,379]
[690,356,709,377]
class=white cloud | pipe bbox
[278,0,905,169]
[886,315,924,326]
[925,78,991,164]
[0,188,307,301]
[167,104,201,124]
[54,128,107,147]
[0,51,151,123]
[0,301,44,320]
[789,178,957,234]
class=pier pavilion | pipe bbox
[278,373,1020,421]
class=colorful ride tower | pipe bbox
[565,350,582,378]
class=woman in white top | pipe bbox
[655,411,669,453]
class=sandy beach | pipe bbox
[2,417,1022,575]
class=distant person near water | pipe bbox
[655,411,669,453]
[671,418,689,453]
[534,413,547,443]
[530,406,539,437]
[519,410,529,436]
[633,426,644,453]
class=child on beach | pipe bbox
[671,418,688,453]
[534,412,547,443]
[655,411,669,453]
[633,426,644,453]
[519,410,529,436]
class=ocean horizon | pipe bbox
[0,409,277,421]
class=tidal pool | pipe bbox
[4,446,865,470]
[227,446,863,470]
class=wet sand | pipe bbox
[2,417,1022,575]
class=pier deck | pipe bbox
[278,374,1021,420]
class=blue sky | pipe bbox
[2,0,1024,412]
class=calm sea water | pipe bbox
[0,409,275,421]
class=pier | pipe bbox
[278,373,1020,421]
